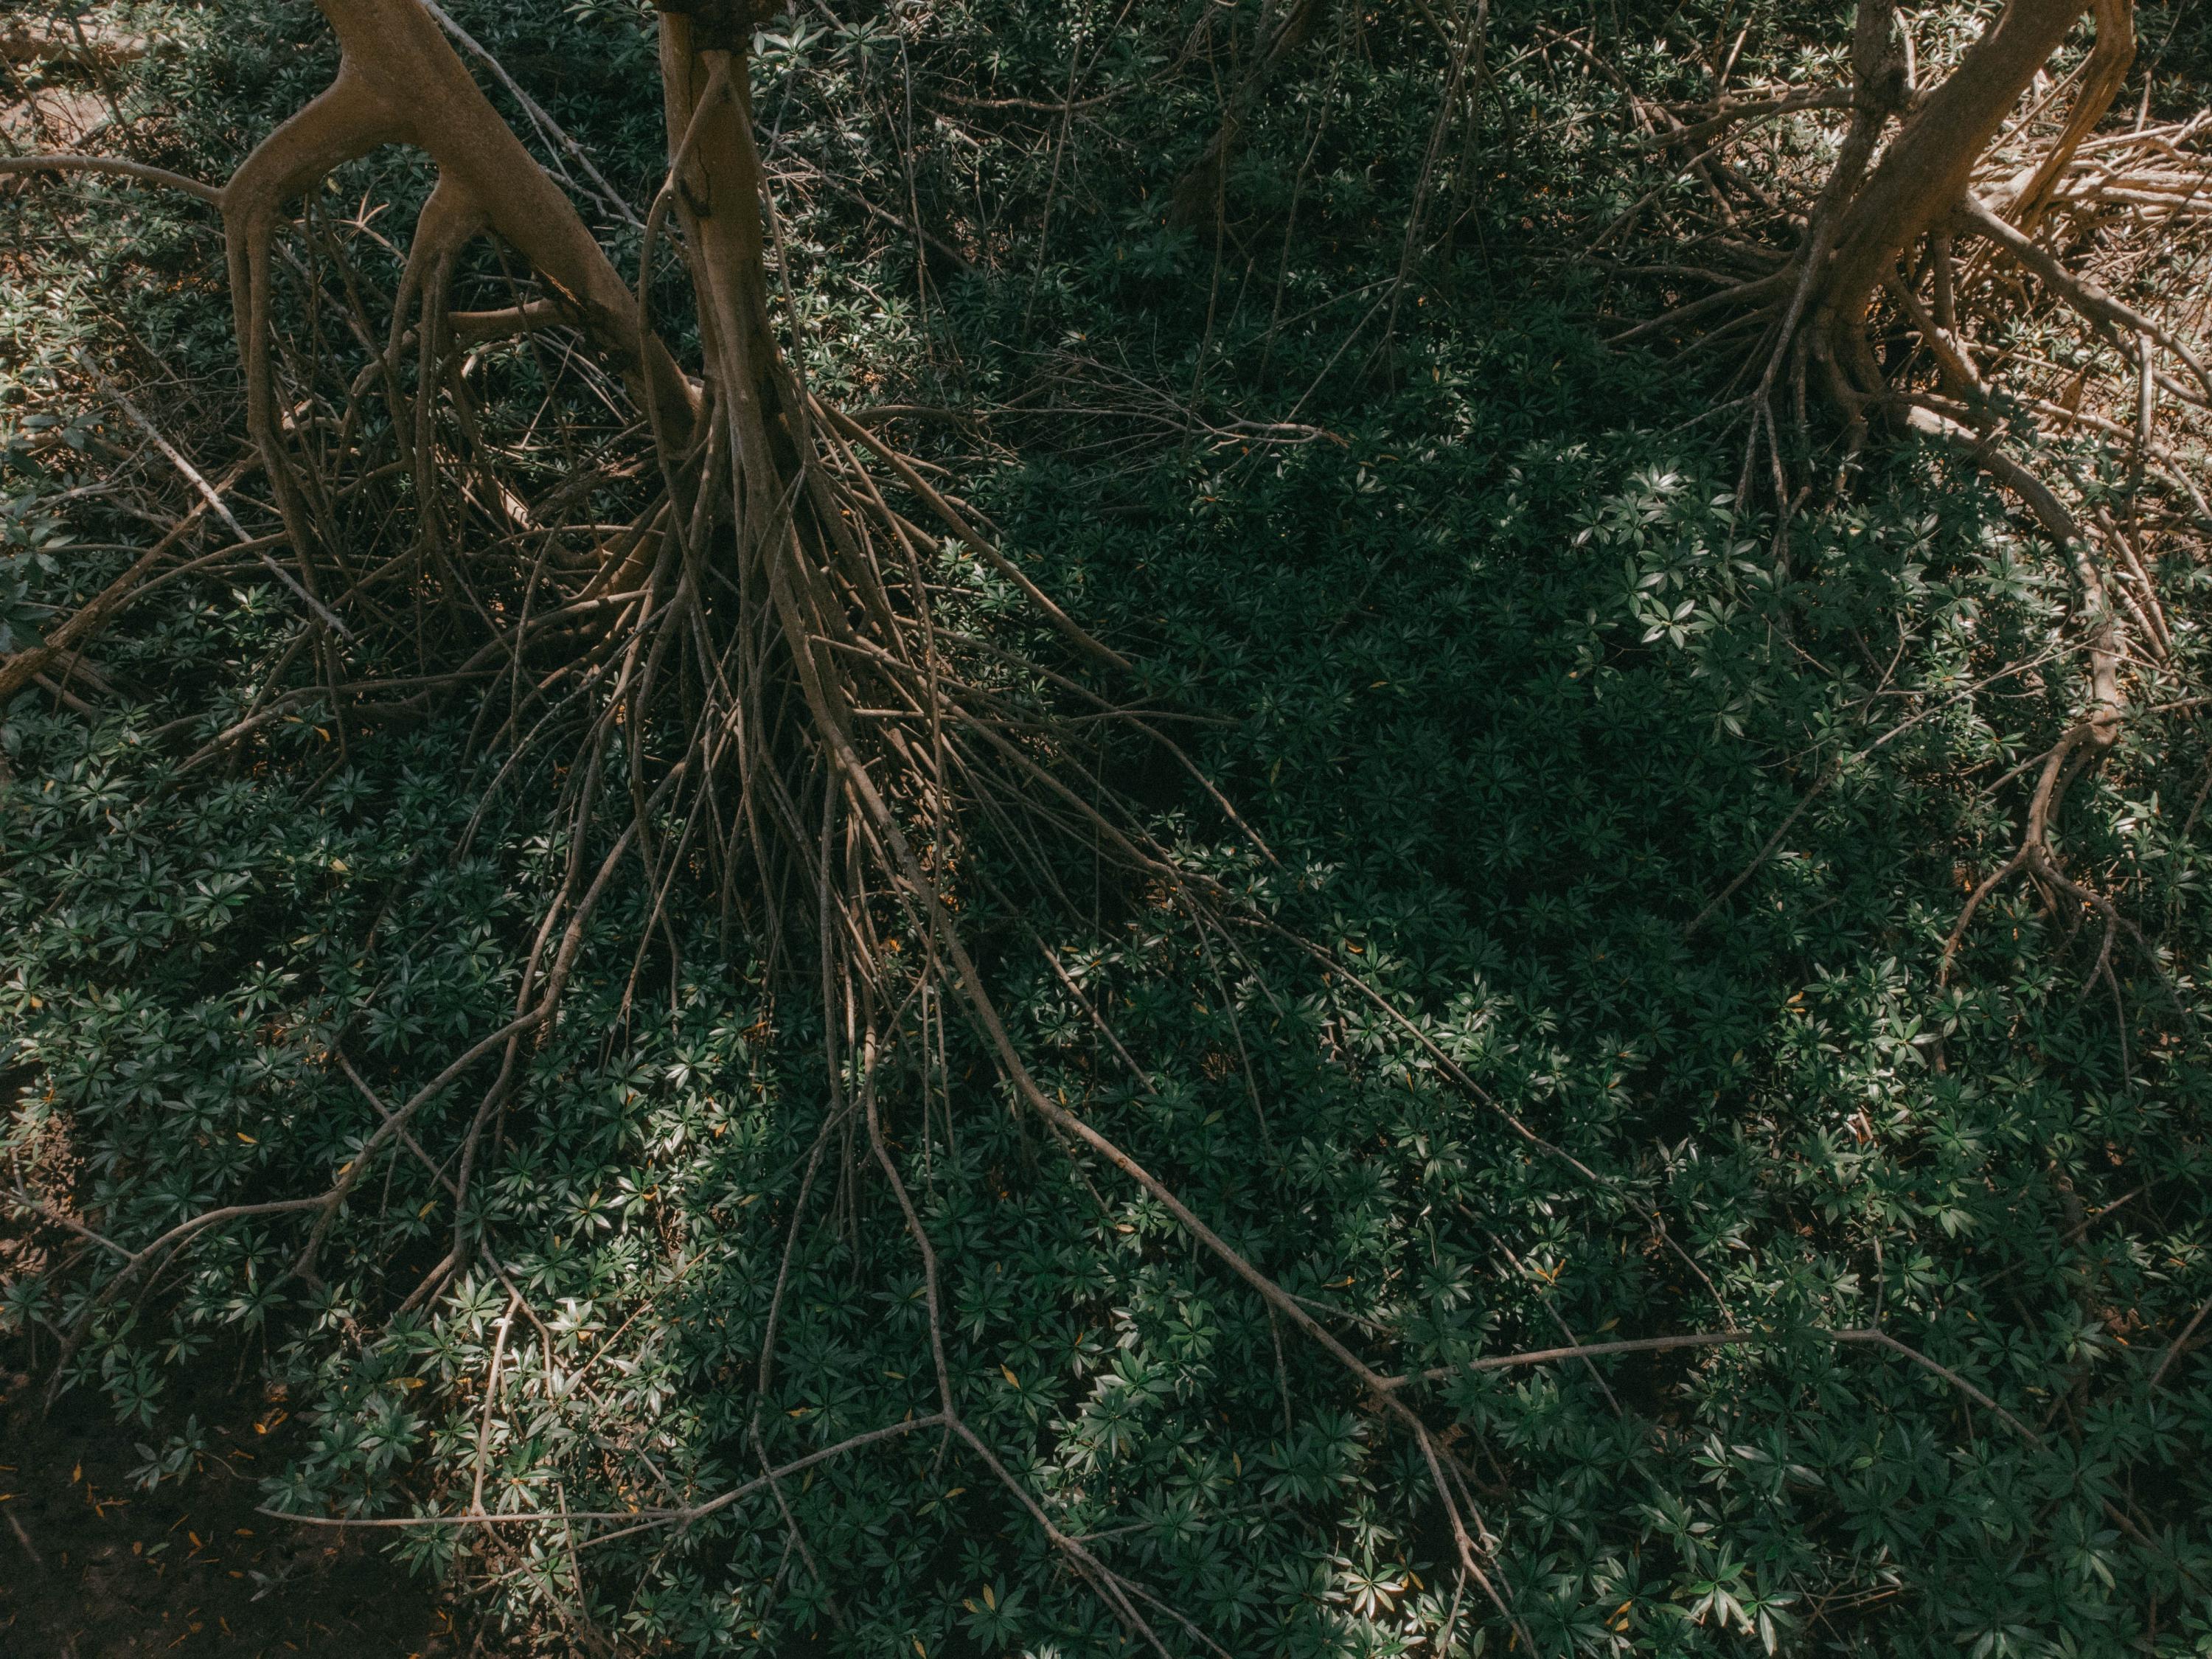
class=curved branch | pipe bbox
[2008,0,2135,228]
[0,153,221,203]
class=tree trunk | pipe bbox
[222,0,700,573]
[1818,0,2093,382]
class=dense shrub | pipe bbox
[5,1,2211,1653]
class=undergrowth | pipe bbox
[5,1,2212,1655]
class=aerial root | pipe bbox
[848,1004,1183,1658]
[1896,403,2173,1017]
[0,153,222,201]
[222,70,404,600]
[791,756,1545,1644]
[2003,0,2136,231]
[0,456,259,707]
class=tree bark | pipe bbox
[240,0,698,450]
[1820,0,2091,358]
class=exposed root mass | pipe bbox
[1616,0,2208,1001]
[1,1,1553,1638]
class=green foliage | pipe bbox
[5,1,2212,1655]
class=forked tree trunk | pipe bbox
[295,4,650,359]
[227,0,700,516]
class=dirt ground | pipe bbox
[1,1354,456,1659]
